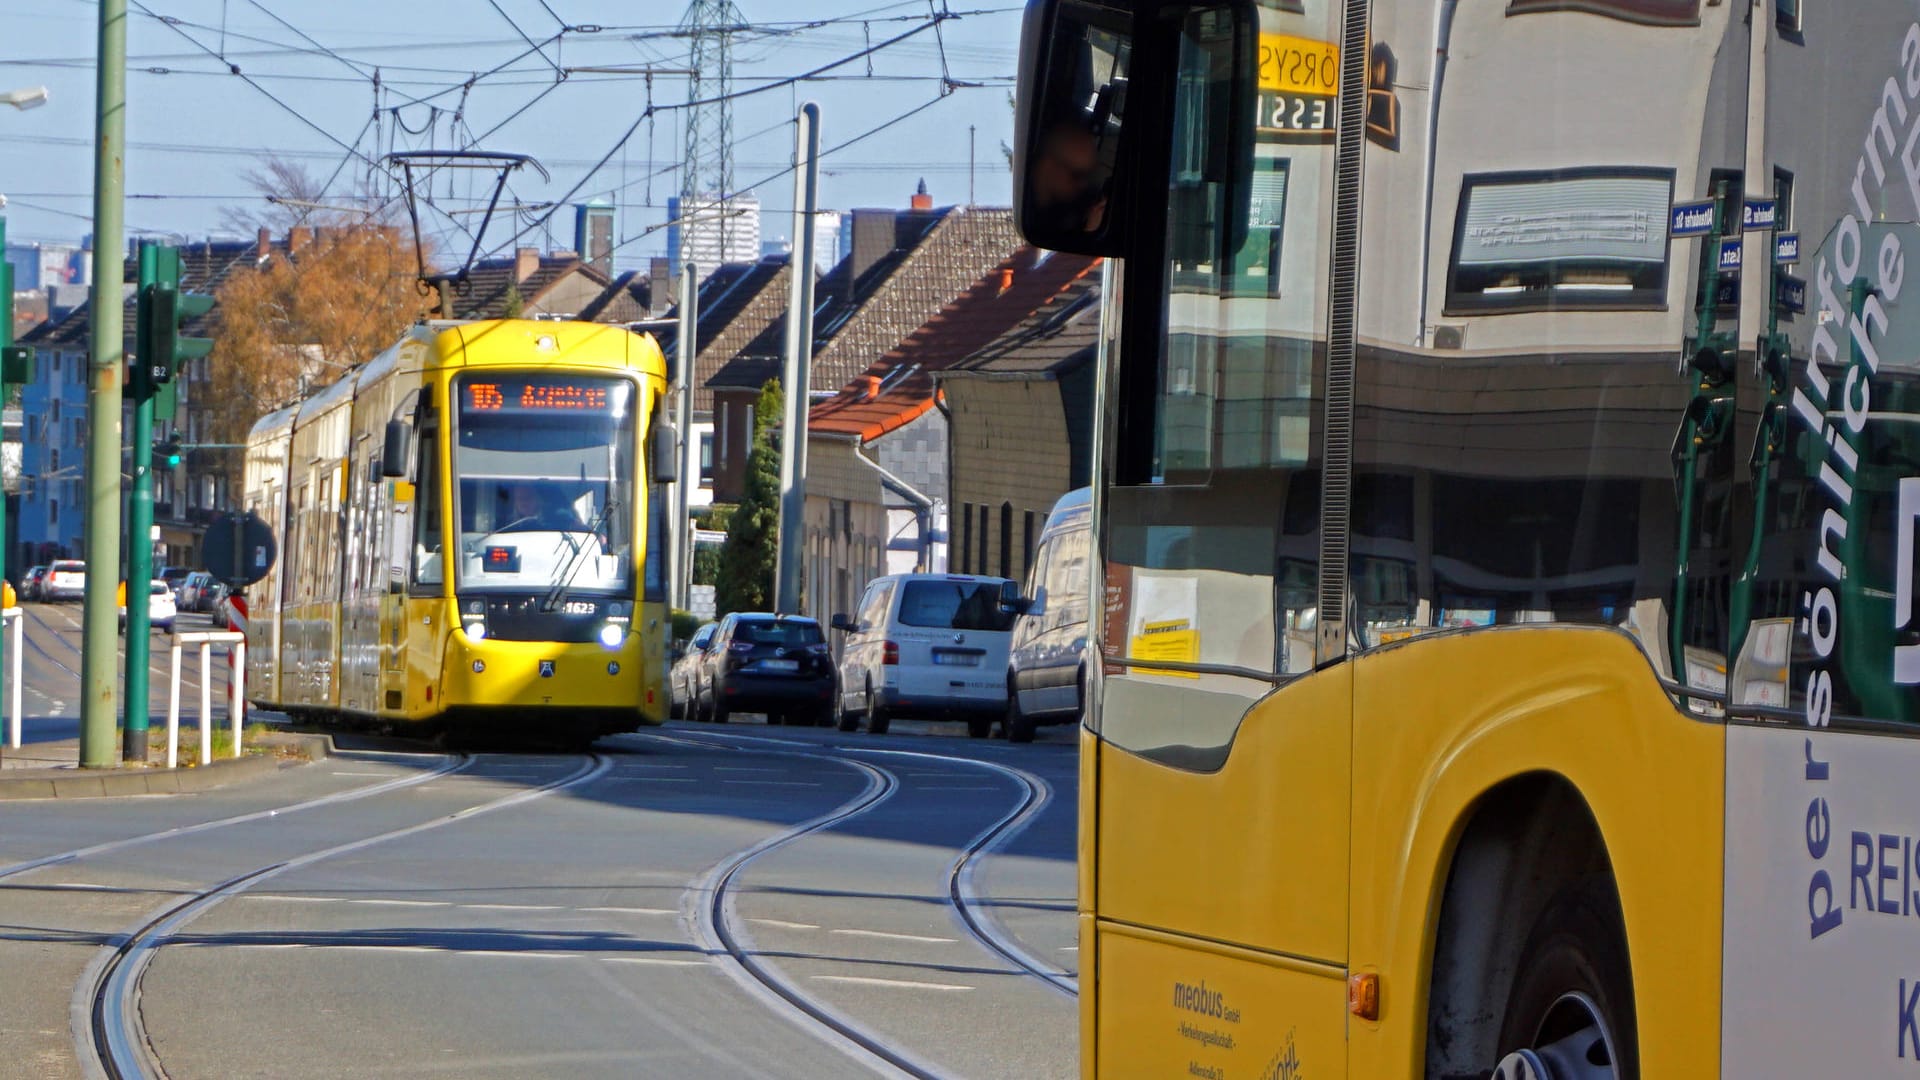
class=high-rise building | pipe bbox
[574,201,615,276]
[667,192,761,276]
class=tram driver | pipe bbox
[497,481,584,532]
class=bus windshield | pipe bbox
[449,372,637,595]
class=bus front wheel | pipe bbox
[1494,880,1636,1080]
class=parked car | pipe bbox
[670,622,717,718]
[1004,488,1093,743]
[694,613,836,726]
[21,566,47,602]
[44,560,87,602]
[179,571,224,613]
[118,579,177,634]
[831,573,1017,737]
[157,565,192,597]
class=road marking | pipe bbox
[463,904,561,912]
[603,956,713,968]
[623,764,690,770]
[244,895,341,904]
[604,777,697,784]
[748,918,819,931]
[830,929,956,944]
[1060,945,1078,951]
[714,767,783,773]
[917,785,999,791]
[723,780,822,787]
[809,975,973,992]
[328,771,392,778]
[347,899,450,908]
[581,906,677,916]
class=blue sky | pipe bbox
[0,1,1022,272]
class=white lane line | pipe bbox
[581,906,676,916]
[328,771,393,778]
[714,767,783,774]
[722,780,822,787]
[916,785,999,792]
[347,899,450,908]
[603,777,697,784]
[830,929,956,944]
[245,895,342,904]
[318,945,440,954]
[809,975,973,992]
[472,773,546,781]
[462,904,561,912]
[622,764,690,770]
[461,950,576,960]
[1060,946,1079,952]
[748,918,819,931]
[603,956,713,968]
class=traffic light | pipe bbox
[153,435,183,472]
[134,245,213,396]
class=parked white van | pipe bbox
[830,572,1017,737]
[1004,487,1092,742]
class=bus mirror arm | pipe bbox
[652,421,679,485]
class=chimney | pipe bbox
[858,374,882,402]
[288,226,313,253]
[996,268,1014,296]
[649,256,675,315]
[514,247,541,283]
[910,178,933,211]
[847,208,896,301]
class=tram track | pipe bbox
[649,728,1074,1077]
[78,752,613,1080]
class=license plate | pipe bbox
[933,651,980,667]
[758,658,800,672]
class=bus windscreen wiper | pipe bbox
[541,499,614,613]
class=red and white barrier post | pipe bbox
[224,593,248,725]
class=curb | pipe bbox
[0,732,334,801]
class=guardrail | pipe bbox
[1,607,20,749]
[166,630,246,768]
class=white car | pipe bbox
[44,560,86,602]
[830,572,1017,737]
[119,579,177,634]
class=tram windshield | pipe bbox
[450,372,637,595]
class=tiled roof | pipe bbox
[708,207,1024,395]
[939,268,1102,379]
[450,254,607,320]
[575,270,654,324]
[809,248,1101,442]
[17,237,279,348]
[656,256,791,414]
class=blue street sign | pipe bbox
[1776,272,1806,314]
[1742,198,1778,231]
[1775,232,1800,265]
[1671,200,1717,238]
[1718,239,1744,272]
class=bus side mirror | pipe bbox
[1014,0,1135,257]
[382,421,412,478]
[830,613,855,633]
[652,421,679,484]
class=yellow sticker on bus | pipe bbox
[1132,619,1201,678]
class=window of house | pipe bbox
[1447,168,1676,313]
[1505,0,1699,25]
[700,431,715,484]
[50,400,59,425]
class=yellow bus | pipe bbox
[1014,0,1920,1075]
[242,319,678,744]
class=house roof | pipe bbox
[18,236,280,348]
[655,256,792,415]
[808,248,1101,443]
[449,253,609,320]
[938,268,1103,380]
[707,206,1024,397]
[575,270,654,324]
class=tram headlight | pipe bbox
[466,621,488,641]
[462,599,487,641]
[598,623,626,650]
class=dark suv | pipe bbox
[695,613,836,726]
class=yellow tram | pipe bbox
[241,318,676,741]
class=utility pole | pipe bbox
[671,260,698,612]
[681,0,743,271]
[775,103,821,616]
[0,213,35,769]
[80,0,127,769]
[123,243,156,761]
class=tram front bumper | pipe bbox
[442,627,654,716]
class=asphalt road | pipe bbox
[0,613,1082,1079]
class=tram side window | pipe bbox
[412,418,443,590]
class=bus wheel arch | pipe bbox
[1425,772,1633,1079]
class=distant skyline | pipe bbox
[0,1,1022,273]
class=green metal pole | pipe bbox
[1,216,11,768]
[81,0,127,768]
[123,243,155,761]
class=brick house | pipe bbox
[801,247,1101,621]
[703,203,1024,505]
[936,264,1103,586]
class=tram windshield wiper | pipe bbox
[542,498,614,613]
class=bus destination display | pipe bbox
[463,378,615,415]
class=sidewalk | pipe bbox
[0,729,331,799]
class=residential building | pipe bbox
[936,266,1102,585]
[704,201,1024,504]
[667,192,762,279]
[803,247,1100,623]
